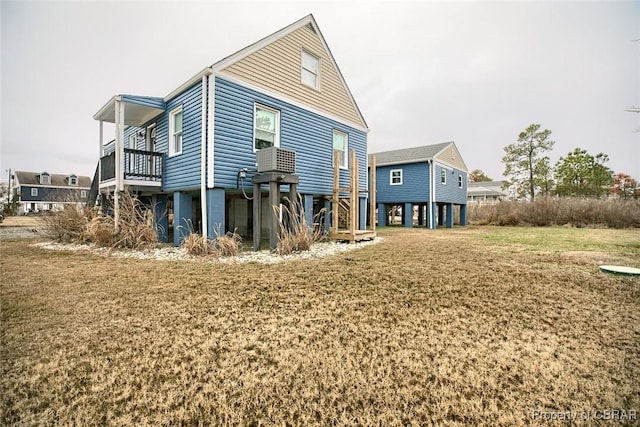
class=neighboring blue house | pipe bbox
[93,15,369,246]
[370,142,468,228]
[12,171,91,214]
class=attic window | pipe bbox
[40,173,50,185]
[301,50,319,89]
[69,175,78,186]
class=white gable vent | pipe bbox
[256,147,296,174]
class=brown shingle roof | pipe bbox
[14,171,91,188]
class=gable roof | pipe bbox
[370,142,454,166]
[14,171,92,188]
[164,15,367,130]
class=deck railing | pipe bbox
[100,149,163,183]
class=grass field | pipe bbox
[1,226,639,426]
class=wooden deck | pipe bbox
[330,229,377,242]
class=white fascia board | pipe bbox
[211,15,314,72]
[164,67,212,102]
[374,158,432,168]
[215,72,369,134]
[93,95,121,121]
[433,142,469,173]
[210,15,368,130]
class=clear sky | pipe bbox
[1,1,638,182]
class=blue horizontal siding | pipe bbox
[213,77,367,195]
[158,83,203,192]
[376,162,430,203]
[435,164,467,204]
[20,186,88,202]
[121,95,165,110]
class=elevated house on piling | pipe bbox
[370,142,468,228]
[92,15,370,247]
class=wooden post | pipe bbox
[350,149,357,235]
[370,155,376,232]
[269,181,279,250]
[332,151,339,235]
[253,183,261,251]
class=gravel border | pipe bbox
[32,238,381,264]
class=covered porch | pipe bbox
[93,94,166,226]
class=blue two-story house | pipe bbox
[370,142,468,228]
[93,15,369,246]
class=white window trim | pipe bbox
[253,103,280,152]
[458,175,463,188]
[40,174,50,185]
[81,190,87,198]
[390,169,403,185]
[301,50,320,90]
[441,168,447,185]
[128,134,137,150]
[169,106,183,157]
[69,176,78,186]
[333,130,348,170]
[31,188,38,196]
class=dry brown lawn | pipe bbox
[1,226,639,426]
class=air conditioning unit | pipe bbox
[256,146,296,174]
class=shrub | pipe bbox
[468,197,640,228]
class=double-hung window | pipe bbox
[69,175,77,185]
[169,106,183,156]
[333,130,348,169]
[31,188,38,197]
[128,134,137,150]
[441,169,446,185]
[390,169,403,185]
[254,104,279,150]
[458,175,463,188]
[301,50,320,89]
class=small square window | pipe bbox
[40,174,50,185]
[390,169,403,185]
[31,188,38,197]
[301,50,319,89]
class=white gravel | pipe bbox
[32,238,381,264]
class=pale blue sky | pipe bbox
[1,1,638,181]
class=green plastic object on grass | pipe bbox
[599,265,640,276]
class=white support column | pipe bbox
[98,120,103,187]
[200,75,208,239]
[114,99,124,231]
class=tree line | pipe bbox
[468,123,638,201]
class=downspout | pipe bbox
[429,159,435,229]
[98,120,103,207]
[114,98,124,231]
[200,74,209,239]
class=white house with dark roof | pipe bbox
[12,171,91,214]
[369,142,468,228]
[467,181,509,203]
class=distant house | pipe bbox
[370,142,468,228]
[467,181,509,203]
[93,15,369,246]
[12,171,91,214]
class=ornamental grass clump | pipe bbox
[274,196,326,255]
[181,223,242,257]
[42,189,159,249]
